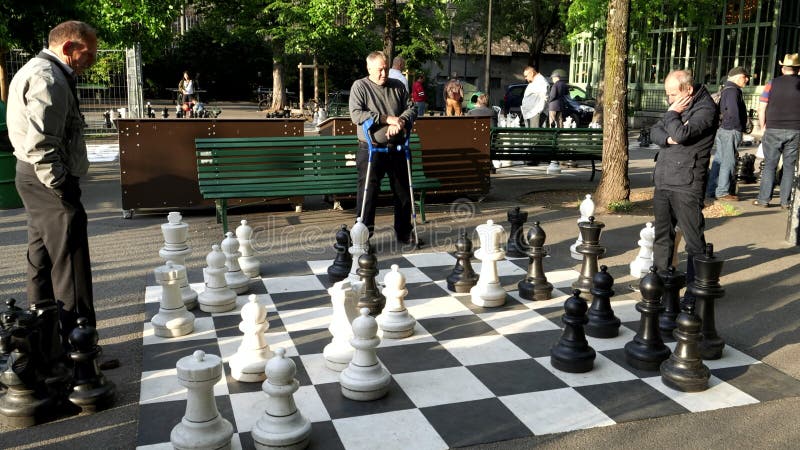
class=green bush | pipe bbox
[607,200,635,213]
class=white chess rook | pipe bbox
[170,350,234,450]
[630,222,655,278]
[151,262,195,338]
[470,220,507,307]
[377,265,416,339]
[339,308,391,401]
[198,245,237,313]
[236,219,261,278]
[251,348,312,450]
[159,211,198,310]
[349,217,369,275]
[230,295,273,382]
[570,194,595,259]
[323,280,359,371]
[222,231,250,294]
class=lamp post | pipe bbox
[463,30,469,81]
[446,1,457,78]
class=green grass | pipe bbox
[607,200,635,213]
[719,202,742,216]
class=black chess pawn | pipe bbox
[572,216,606,294]
[737,153,757,183]
[161,107,169,118]
[505,207,528,257]
[67,318,116,412]
[446,232,478,293]
[688,243,726,360]
[660,298,710,392]
[327,224,352,283]
[658,266,685,339]
[625,266,671,371]
[356,252,385,315]
[517,221,553,300]
[550,290,596,373]
[585,265,621,338]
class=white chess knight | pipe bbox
[376,265,416,339]
[221,232,250,294]
[339,308,391,401]
[198,245,237,313]
[159,211,198,310]
[236,219,260,278]
[470,219,507,307]
[570,194,595,259]
[629,222,655,278]
[349,217,369,275]
[151,261,195,338]
[230,295,272,382]
[323,280,359,371]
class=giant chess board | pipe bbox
[136,252,800,449]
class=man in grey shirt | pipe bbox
[349,51,417,244]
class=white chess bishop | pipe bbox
[349,217,369,275]
[159,211,198,310]
[339,308,391,401]
[236,219,261,278]
[151,261,195,338]
[570,194,595,259]
[629,222,655,278]
[230,295,272,382]
[198,245,237,313]
[323,280,359,371]
[221,231,250,294]
[376,265,416,339]
[470,219,507,307]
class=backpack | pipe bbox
[711,86,753,134]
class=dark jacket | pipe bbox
[547,79,569,112]
[650,84,718,195]
[718,81,747,131]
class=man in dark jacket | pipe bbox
[706,67,749,201]
[548,69,569,128]
[649,70,718,286]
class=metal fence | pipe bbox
[5,47,143,137]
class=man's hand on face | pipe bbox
[668,95,691,113]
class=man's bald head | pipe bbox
[664,70,694,104]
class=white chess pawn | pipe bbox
[230,295,272,382]
[251,348,312,450]
[151,261,195,338]
[629,222,655,278]
[236,220,260,278]
[323,280,359,371]
[570,194,595,259]
[159,211,198,310]
[339,308,391,401]
[470,219,507,307]
[349,217,369,275]
[221,232,250,294]
[198,245,237,313]
[170,350,233,450]
[376,265,416,339]
[546,160,562,174]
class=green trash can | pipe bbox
[0,152,24,209]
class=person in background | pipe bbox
[520,65,548,128]
[706,66,749,202]
[547,69,569,128]
[388,56,408,92]
[466,93,497,127]
[178,71,195,104]
[444,74,463,116]
[411,74,427,116]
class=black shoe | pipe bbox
[98,359,121,370]
[397,235,425,247]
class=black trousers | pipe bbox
[652,187,706,285]
[15,161,95,336]
[355,142,412,239]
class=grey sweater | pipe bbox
[349,76,415,144]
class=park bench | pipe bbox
[489,127,604,180]
[195,135,440,233]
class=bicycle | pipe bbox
[302,99,319,122]
[255,87,273,111]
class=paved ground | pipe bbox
[1,105,799,449]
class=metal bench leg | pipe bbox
[590,160,597,181]
[417,190,427,223]
[216,199,229,233]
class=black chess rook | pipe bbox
[625,267,671,371]
[585,265,621,338]
[688,243,726,360]
[660,298,710,392]
[572,216,606,294]
[505,207,529,257]
[517,221,553,301]
[550,290,596,373]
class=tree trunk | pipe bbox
[595,0,631,207]
[0,49,8,102]
[383,0,397,61]
[271,43,286,111]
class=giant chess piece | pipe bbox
[470,220,507,307]
[570,194,595,259]
[339,308,391,401]
[629,222,655,278]
[252,348,312,450]
[198,245,237,313]
[446,232,478,293]
[505,207,529,257]
[356,252,385,315]
[171,350,234,450]
[625,267,671,370]
[151,262,195,337]
[517,221,553,300]
[585,265,621,338]
[737,153,757,184]
[660,298,710,392]
[658,266,686,339]
[230,295,272,382]
[688,244,726,360]
[159,211,198,310]
[550,290,596,373]
[221,232,251,294]
[323,280,359,371]
[236,220,261,278]
[28,300,71,392]
[327,224,352,283]
[572,216,606,294]
[377,265,416,339]
[349,217,369,275]
[67,318,116,412]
